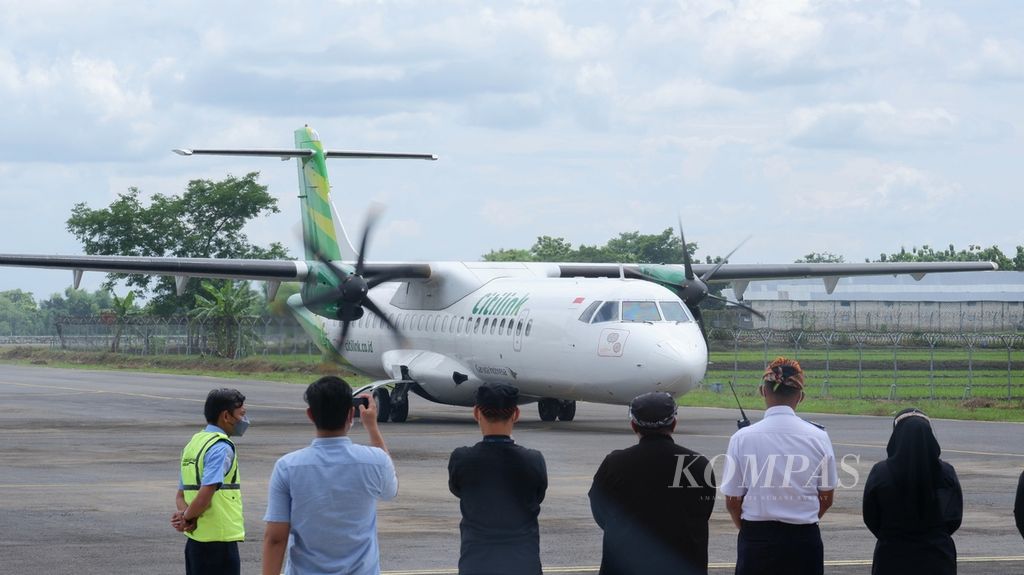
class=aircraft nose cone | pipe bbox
[648,337,707,395]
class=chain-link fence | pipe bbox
[713,303,1024,332]
[48,315,315,359]
[7,312,1023,400]
[704,325,1024,401]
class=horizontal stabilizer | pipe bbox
[325,150,437,161]
[173,148,314,159]
[172,149,437,161]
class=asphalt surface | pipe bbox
[2,364,1023,574]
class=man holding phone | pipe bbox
[261,376,398,575]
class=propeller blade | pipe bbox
[707,293,766,320]
[677,215,695,281]
[366,270,410,290]
[364,298,402,337]
[700,235,751,283]
[355,204,384,276]
[690,305,707,346]
[339,319,352,351]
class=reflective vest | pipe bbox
[179,430,244,542]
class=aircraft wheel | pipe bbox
[557,400,576,421]
[538,398,559,422]
[373,388,392,423]
[390,397,409,423]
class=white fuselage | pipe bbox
[329,276,707,406]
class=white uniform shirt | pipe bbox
[720,405,837,525]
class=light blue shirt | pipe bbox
[178,424,235,489]
[264,436,398,575]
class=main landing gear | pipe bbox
[356,383,411,423]
[538,398,576,422]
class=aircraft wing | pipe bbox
[557,261,998,296]
[0,254,432,291]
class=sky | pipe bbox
[1,0,1023,300]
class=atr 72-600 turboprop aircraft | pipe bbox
[0,127,997,423]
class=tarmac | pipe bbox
[1,364,1023,574]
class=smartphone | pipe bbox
[353,397,370,412]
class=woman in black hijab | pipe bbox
[862,408,963,574]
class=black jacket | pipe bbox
[863,459,962,575]
[1015,470,1024,540]
[588,434,716,575]
[448,436,547,575]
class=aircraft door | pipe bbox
[512,309,530,352]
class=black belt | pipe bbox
[741,520,818,532]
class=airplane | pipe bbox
[0,126,998,423]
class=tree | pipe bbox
[796,252,846,263]
[106,292,139,353]
[0,290,44,336]
[530,236,575,261]
[66,173,290,315]
[189,280,261,358]
[482,248,534,262]
[604,228,683,263]
[482,229,695,264]
[874,244,1017,270]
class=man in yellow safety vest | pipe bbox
[171,388,249,575]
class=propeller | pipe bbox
[302,206,407,349]
[639,218,764,342]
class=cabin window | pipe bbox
[442,316,450,332]
[432,316,439,332]
[474,317,481,334]
[482,318,490,334]
[458,317,465,333]
[490,319,498,335]
[516,320,524,336]
[579,300,602,323]
[525,319,533,337]
[418,315,427,330]
[659,301,690,323]
[592,301,619,323]
[499,318,507,334]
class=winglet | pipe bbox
[172,149,192,156]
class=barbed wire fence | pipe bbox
[704,309,1024,401]
[1,308,1022,400]
[44,315,316,359]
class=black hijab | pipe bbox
[885,408,943,520]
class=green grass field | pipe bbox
[2,346,1022,421]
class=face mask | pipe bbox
[232,415,250,437]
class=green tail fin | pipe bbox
[294,127,342,262]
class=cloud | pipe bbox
[789,102,958,149]
[790,159,959,213]
[954,38,1024,82]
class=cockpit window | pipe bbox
[578,300,602,323]
[592,301,619,323]
[659,301,692,323]
[622,301,661,322]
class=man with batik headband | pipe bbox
[589,392,716,575]
[720,357,838,575]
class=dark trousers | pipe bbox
[736,520,823,575]
[185,538,240,575]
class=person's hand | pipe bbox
[171,511,187,532]
[171,510,197,533]
[358,393,377,424]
